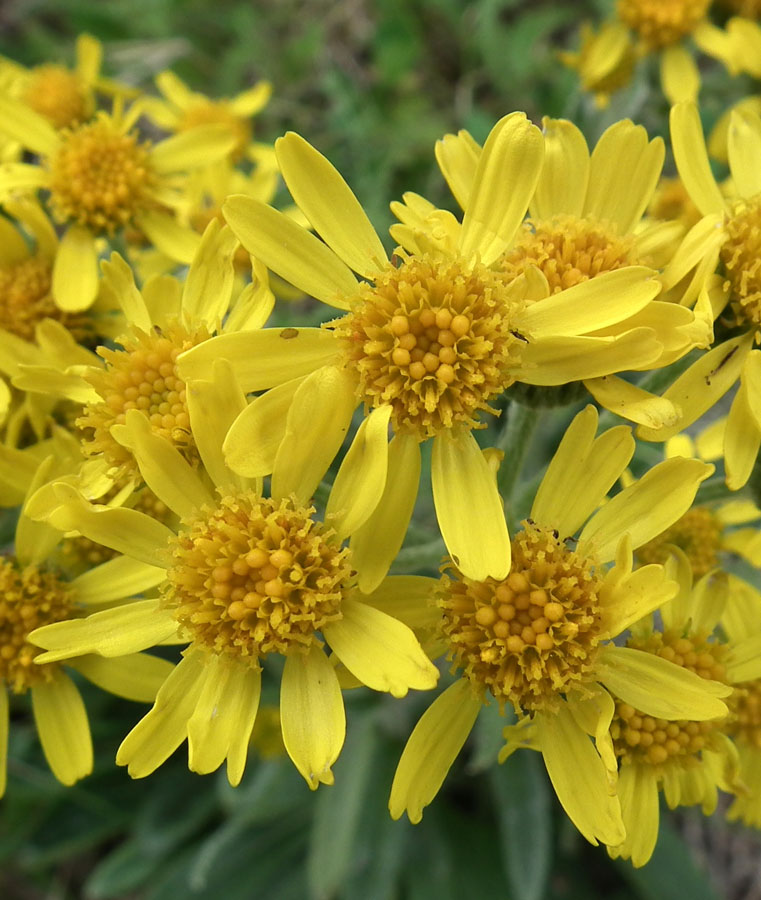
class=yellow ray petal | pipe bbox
[116,650,205,777]
[725,634,761,683]
[52,225,99,312]
[100,252,152,332]
[725,352,761,491]
[432,429,511,581]
[275,132,387,278]
[361,575,441,630]
[599,561,678,639]
[531,117,589,221]
[71,555,166,605]
[660,44,699,105]
[610,764,659,867]
[326,405,391,540]
[223,195,357,308]
[584,376,678,429]
[135,210,201,265]
[567,683,617,774]
[389,679,481,823]
[31,671,92,786]
[0,163,47,196]
[728,108,761,200]
[597,646,730,719]
[71,652,174,703]
[155,70,195,108]
[16,456,63,568]
[350,433,422,594]
[143,273,182,330]
[579,457,713,562]
[435,129,481,211]
[0,94,60,156]
[323,598,438,697]
[281,643,345,790]
[150,124,237,173]
[271,366,358,505]
[459,112,544,265]
[670,102,726,216]
[230,81,272,116]
[181,219,239,331]
[30,599,178,662]
[75,33,102,83]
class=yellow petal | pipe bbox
[111,409,214,518]
[223,195,357,308]
[177,327,340,392]
[271,366,358,504]
[323,597,438,697]
[275,132,387,277]
[187,654,261,784]
[725,352,761,491]
[71,652,174,703]
[280,643,345,790]
[670,102,726,216]
[597,646,730,719]
[116,650,205,778]
[660,44,699,105]
[230,81,272,116]
[150,124,237,173]
[459,112,544,265]
[389,679,481,823]
[610,764,659,867]
[52,225,99,312]
[326,405,391,540]
[432,429,510,581]
[181,219,239,330]
[16,456,64,568]
[728,108,761,200]
[434,129,481,210]
[531,117,589,220]
[583,375,678,429]
[30,599,178,662]
[135,210,201,265]
[31,671,92,786]
[155,70,194,108]
[725,634,761,682]
[535,705,624,846]
[361,575,440,630]
[0,94,60,156]
[143,274,183,330]
[75,33,102,82]
[531,405,634,537]
[599,559,678,639]
[100,253,152,332]
[350,433,422,594]
[0,163,47,198]
[567,684,617,775]
[579,457,713,562]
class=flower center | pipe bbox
[77,323,209,477]
[163,494,351,664]
[0,558,75,693]
[0,255,61,340]
[500,215,638,295]
[334,254,524,440]
[23,65,89,129]
[611,630,726,767]
[47,117,155,234]
[727,680,761,749]
[648,177,702,230]
[721,196,761,328]
[177,102,251,162]
[438,521,603,713]
[636,506,722,578]
[617,0,709,47]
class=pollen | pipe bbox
[500,215,638,294]
[23,65,90,129]
[636,506,722,578]
[76,323,209,477]
[47,116,155,235]
[333,255,525,440]
[617,0,709,47]
[163,493,352,664]
[612,629,727,768]
[727,680,761,750]
[177,101,251,162]
[720,197,761,328]
[438,521,603,713]
[0,558,75,693]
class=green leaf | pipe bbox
[491,750,552,900]
[85,838,164,899]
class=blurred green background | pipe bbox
[1,1,760,898]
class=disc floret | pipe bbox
[617,0,709,47]
[727,681,761,750]
[23,65,90,129]
[636,507,722,577]
[720,196,761,328]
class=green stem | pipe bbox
[496,403,541,502]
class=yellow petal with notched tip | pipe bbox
[181,219,239,331]
[432,429,510,581]
[323,598,438,697]
[31,670,92,786]
[224,195,357,308]
[389,679,481,823]
[435,129,481,211]
[281,643,345,790]
[531,117,589,221]
[276,132,387,278]
[609,764,660,867]
[597,645,730,719]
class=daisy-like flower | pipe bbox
[13,219,273,487]
[562,1,736,105]
[26,364,439,790]
[637,102,761,490]
[179,113,672,590]
[0,94,237,311]
[606,549,756,866]
[388,406,727,845]
[142,69,271,163]
[0,451,172,795]
[430,116,712,423]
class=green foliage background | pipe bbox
[1,1,759,898]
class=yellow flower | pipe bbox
[388,406,726,845]
[606,550,751,866]
[0,95,237,311]
[26,376,439,789]
[563,1,736,105]
[0,450,172,795]
[638,102,761,490]
[142,69,271,162]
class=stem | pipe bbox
[496,403,541,502]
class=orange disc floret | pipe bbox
[23,65,90,129]
[617,0,709,48]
